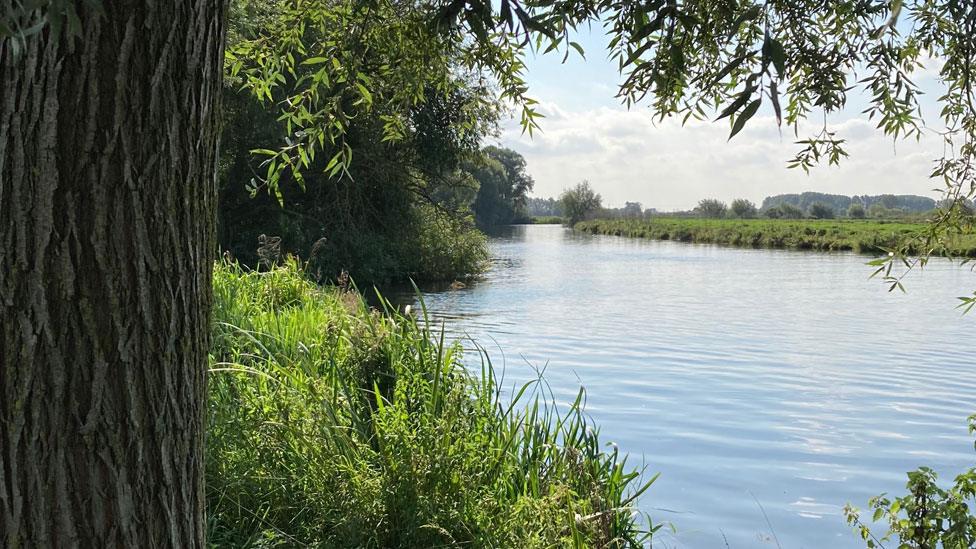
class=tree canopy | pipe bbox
[11,1,973,281]
[730,198,758,218]
[762,193,937,214]
[560,181,603,225]
[696,198,729,218]
[469,146,535,227]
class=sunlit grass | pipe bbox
[576,218,976,257]
[206,259,657,547]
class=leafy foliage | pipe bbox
[17,0,976,297]
[454,0,975,293]
[849,202,867,219]
[469,146,535,227]
[762,193,937,215]
[730,198,758,219]
[225,0,539,193]
[57,0,974,298]
[0,0,101,57]
[560,181,603,225]
[219,0,493,284]
[695,198,728,219]
[845,415,976,549]
[526,196,564,217]
[807,202,836,219]
[763,203,805,219]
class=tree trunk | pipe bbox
[0,2,226,546]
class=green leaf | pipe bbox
[729,98,761,139]
[709,54,748,86]
[569,41,585,58]
[769,80,782,125]
[717,86,756,121]
[768,37,786,75]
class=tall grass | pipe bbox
[207,259,656,547]
[576,218,976,257]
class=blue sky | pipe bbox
[496,25,948,211]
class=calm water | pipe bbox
[404,224,975,548]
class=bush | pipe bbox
[868,203,894,218]
[765,203,805,219]
[695,198,728,218]
[207,260,657,547]
[402,203,489,281]
[730,198,758,218]
[780,203,805,219]
[560,181,603,225]
[845,415,976,549]
[848,202,867,219]
[808,202,835,219]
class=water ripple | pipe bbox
[405,225,976,549]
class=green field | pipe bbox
[575,218,976,257]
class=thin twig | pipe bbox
[748,490,781,549]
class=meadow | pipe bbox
[575,218,976,257]
[205,260,656,547]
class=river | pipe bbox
[403,224,975,548]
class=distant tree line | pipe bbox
[526,197,563,217]
[761,192,937,216]
[695,197,898,220]
[527,189,968,226]
[528,185,661,225]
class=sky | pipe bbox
[494,24,949,211]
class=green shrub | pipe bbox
[808,202,836,219]
[845,416,976,549]
[779,203,805,219]
[695,198,728,218]
[730,198,758,218]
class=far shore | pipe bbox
[574,217,976,257]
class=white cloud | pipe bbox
[497,102,947,210]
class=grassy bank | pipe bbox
[207,260,655,547]
[530,215,565,224]
[576,218,976,257]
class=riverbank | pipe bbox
[576,218,976,256]
[206,260,654,546]
[530,215,565,224]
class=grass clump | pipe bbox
[576,218,976,257]
[207,259,656,547]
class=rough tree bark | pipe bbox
[0,2,226,546]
